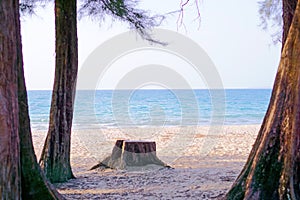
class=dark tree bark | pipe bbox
[91,140,168,170]
[225,1,300,199]
[39,0,78,183]
[17,6,64,198]
[0,0,63,199]
[122,141,167,167]
[0,1,21,199]
[282,0,298,47]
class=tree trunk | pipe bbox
[18,47,64,200]
[91,140,168,170]
[0,1,21,199]
[225,1,300,199]
[17,7,64,199]
[122,141,167,167]
[39,0,78,183]
[0,1,64,199]
[282,0,297,47]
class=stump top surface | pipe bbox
[124,140,155,143]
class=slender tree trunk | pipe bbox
[39,0,78,183]
[225,1,300,199]
[0,1,21,199]
[17,6,64,198]
[18,51,64,200]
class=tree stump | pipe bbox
[91,140,170,170]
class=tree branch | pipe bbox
[177,0,201,30]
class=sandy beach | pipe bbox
[32,125,260,199]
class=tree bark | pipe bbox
[0,1,21,199]
[122,141,167,167]
[91,140,168,170]
[225,1,300,199]
[17,7,64,199]
[0,1,64,199]
[39,0,78,183]
[282,0,297,47]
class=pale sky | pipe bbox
[21,0,281,90]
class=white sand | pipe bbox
[32,125,260,200]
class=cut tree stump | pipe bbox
[91,140,170,170]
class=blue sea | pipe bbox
[28,89,272,131]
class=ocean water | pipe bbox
[27,89,272,131]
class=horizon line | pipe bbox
[27,88,273,91]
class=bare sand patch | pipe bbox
[32,125,260,199]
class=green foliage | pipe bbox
[258,0,282,44]
[20,2,35,15]
[19,0,164,43]
[78,0,164,43]
[19,0,49,15]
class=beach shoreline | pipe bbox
[32,124,260,199]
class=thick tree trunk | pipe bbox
[0,1,21,199]
[39,0,78,183]
[0,1,64,199]
[17,11,64,199]
[91,140,168,170]
[282,0,297,47]
[122,141,167,167]
[225,1,300,199]
[0,70,20,195]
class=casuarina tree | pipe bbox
[1,0,63,199]
[225,0,300,199]
[39,0,162,183]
